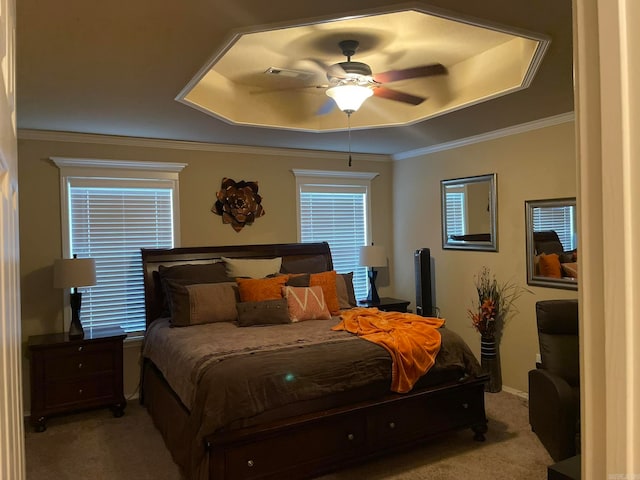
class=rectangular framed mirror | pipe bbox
[441,173,497,251]
[525,198,578,290]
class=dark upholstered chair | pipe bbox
[533,230,565,255]
[529,299,580,462]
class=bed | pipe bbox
[140,242,488,480]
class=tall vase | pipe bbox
[480,335,502,392]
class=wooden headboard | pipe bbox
[141,242,333,327]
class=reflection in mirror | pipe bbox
[441,173,497,251]
[525,198,578,290]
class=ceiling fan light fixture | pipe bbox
[326,84,373,114]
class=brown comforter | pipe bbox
[333,308,445,393]
[142,316,480,479]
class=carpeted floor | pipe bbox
[25,391,553,480]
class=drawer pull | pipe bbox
[78,346,83,352]
[388,422,396,429]
[462,403,469,409]
[347,433,355,441]
[78,389,83,395]
[247,460,254,468]
[78,363,83,369]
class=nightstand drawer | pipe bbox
[44,373,117,409]
[43,347,115,380]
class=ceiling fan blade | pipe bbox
[373,87,426,106]
[307,58,347,79]
[373,63,447,84]
[249,85,327,95]
[316,97,335,115]
[306,58,347,78]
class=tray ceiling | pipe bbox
[180,8,549,132]
[16,0,574,156]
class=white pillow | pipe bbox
[222,256,282,279]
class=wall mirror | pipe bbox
[525,198,578,290]
[441,173,497,251]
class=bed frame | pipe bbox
[140,242,488,480]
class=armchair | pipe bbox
[528,299,580,462]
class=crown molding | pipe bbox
[17,129,390,162]
[291,169,379,180]
[392,112,575,160]
[18,113,575,163]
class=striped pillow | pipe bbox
[283,285,331,322]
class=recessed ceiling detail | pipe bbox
[177,7,549,133]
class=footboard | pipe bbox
[206,376,488,480]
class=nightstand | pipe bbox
[548,455,581,480]
[28,326,127,432]
[358,297,411,313]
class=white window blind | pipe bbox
[445,191,466,237]
[299,186,368,299]
[54,157,185,336]
[533,205,576,250]
[68,185,174,333]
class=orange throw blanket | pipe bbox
[332,308,445,393]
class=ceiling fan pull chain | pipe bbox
[348,113,353,167]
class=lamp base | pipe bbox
[69,291,85,339]
[366,268,380,304]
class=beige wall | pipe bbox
[18,121,577,407]
[17,136,393,409]
[391,121,578,393]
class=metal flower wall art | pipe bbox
[212,178,265,232]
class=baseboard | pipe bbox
[502,385,529,400]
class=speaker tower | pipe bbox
[414,248,433,316]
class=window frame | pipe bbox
[292,169,378,300]
[53,157,186,335]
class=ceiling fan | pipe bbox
[314,39,448,114]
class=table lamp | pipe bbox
[54,255,97,339]
[359,245,387,304]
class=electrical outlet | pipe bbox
[536,353,542,364]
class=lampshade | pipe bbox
[326,84,373,113]
[359,245,387,268]
[53,257,97,289]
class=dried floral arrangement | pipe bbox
[468,267,530,339]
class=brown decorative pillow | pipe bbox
[158,261,230,284]
[283,285,331,322]
[285,273,310,287]
[335,272,357,309]
[539,253,562,278]
[236,276,287,302]
[236,299,290,327]
[157,262,232,315]
[309,270,340,315]
[165,281,239,326]
[280,256,329,274]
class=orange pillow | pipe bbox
[538,253,562,278]
[309,270,340,315]
[283,285,331,322]
[236,276,287,302]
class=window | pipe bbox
[54,158,186,335]
[293,169,378,300]
[532,205,577,250]
[445,191,466,237]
